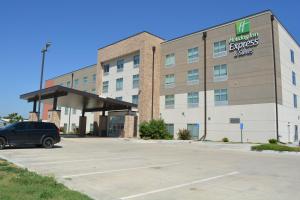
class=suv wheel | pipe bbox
[42,137,54,149]
[0,138,6,150]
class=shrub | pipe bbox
[177,129,191,140]
[139,119,173,140]
[268,139,277,144]
[222,137,229,142]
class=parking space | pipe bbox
[0,138,300,200]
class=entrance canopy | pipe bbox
[20,85,137,112]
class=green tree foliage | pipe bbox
[5,113,24,123]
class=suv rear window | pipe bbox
[43,123,56,129]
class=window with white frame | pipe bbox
[72,108,76,115]
[214,89,228,105]
[165,74,175,88]
[117,59,124,72]
[166,124,174,137]
[133,55,140,68]
[293,94,297,108]
[132,74,139,89]
[91,88,96,93]
[187,92,199,108]
[165,95,175,108]
[66,81,71,88]
[103,64,110,75]
[92,74,96,82]
[132,95,139,105]
[74,79,79,88]
[187,47,199,63]
[83,76,88,84]
[102,81,109,93]
[187,69,199,84]
[90,123,94,132]
[116,96,122,101]
[213,40,227,58]
[291,49,295,63]
[214,64,228,81]
[65,107,69,115]
[165,53,175,67]
[292,71,296,86]
[116,78,123,91]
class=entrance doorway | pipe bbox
[294,125,299,142]
[108,115,125,137]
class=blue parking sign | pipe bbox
[240,123,244,130]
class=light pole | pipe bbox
[37,42,51,121]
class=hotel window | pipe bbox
[90,123,94,132]
[166,124,174,137]
[187,69,199,84]
[116,78,123,91]
[187,92,199,108]
[187,124,199,139]
[293,94,297,108]
[74,79,79,88]
[165,53,175,67]
[187,47,199,63]
[132,74,139,89]
[72,108,76,115]
[133,55,140,68]
[103,64,110,75]
[91,88,96,93]
[71,123,76,132]
[66,81,71,88]
[213,40,227,58]
[291,49,295,63]
[214,64,228,82]
[165,74,175,88]
[92,74,96,82]
[60,83,64,86]
[132,95,139,105]
[165,95,175,109]
[83,76,88,84]
[292,71,296,85]
[64,107,69,115]
[102,81,109,93]
[116,96,123,101]
[117,59,124,72]
[214,89,228,105]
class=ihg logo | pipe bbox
[235,19,250,36]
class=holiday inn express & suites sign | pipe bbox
[229,19,260,58]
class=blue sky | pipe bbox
[0,0,299,118]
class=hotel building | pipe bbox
[42,10,299,143]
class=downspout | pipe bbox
[151,46,156,120]
[200,32,207,141]
[271,15,280,141]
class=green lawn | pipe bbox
[0,159,92,200]
[251,143,300,152]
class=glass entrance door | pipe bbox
[108,115,125,137]
[294,125,299,142]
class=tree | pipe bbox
[5,113,24,123]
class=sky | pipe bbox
[0,0,299,118]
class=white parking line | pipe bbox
[120,171,239,200]
[62,162,180,179]
[31,156,140,165]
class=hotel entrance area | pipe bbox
[20,85,138,138]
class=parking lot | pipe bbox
[0,138,300,200]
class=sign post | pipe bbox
[240,123,244,143]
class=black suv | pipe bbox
[0,122,61,150]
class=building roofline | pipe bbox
[46,63,97,81]
[162,10,273,44]
[97,31,165,50]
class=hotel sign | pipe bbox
[229,19,259,58]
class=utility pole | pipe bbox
[37,42,51,121]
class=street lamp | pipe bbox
[37,42,51,121]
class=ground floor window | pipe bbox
[187,124,199,139]
[295,125,298,142]
[90,123,94,133]
[165,124,174,137]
